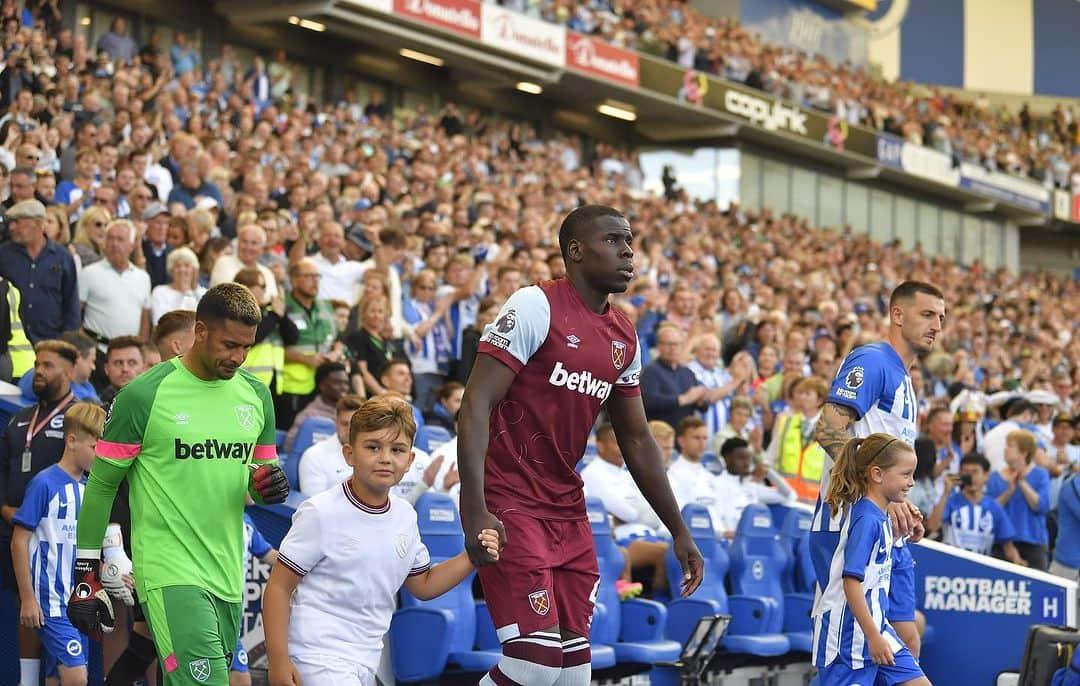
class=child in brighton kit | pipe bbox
[263,397,501,686]
[811,433,932,686]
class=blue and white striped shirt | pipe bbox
[811,497,903,669]
[686,360,732,439]
[13,465,86,618]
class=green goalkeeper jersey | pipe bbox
[76,357,278,602]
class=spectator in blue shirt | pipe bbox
[166,160,223,212]
[169,32,200,75]
[0,200,80,343]
[987,430,1051,570]
[641,323,707,430]
[95,18,137,62]
[1050,472,1079,594]
[927,452,1028,566]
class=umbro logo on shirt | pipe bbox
[566,335,580,349]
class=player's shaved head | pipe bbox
[558,205,625,262]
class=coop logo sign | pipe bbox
[723,90,808,136]
[923,576,1032,616]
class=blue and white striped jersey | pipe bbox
[12,465,86,618]
[811,497,903,669]
[941,491,1015,555]
[813,342,918,534]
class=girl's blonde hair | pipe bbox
[824,433,914,511]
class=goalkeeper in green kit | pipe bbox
[67,284,290,686]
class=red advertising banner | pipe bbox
[394,0,481,39]
[566,31,639,88]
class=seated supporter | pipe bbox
[718,436,797,511]
[927,452,1027,566]
[667,416,735,539]
[582,423,669,596]
[283,362,349,454]
[987,430,1051,569]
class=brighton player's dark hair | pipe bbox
[196,283,262,328]
[558,205,625,261]
[349,395,417,444]
[34,339,79,366]
[888,280,944,308]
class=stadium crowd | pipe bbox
[506,0,1080,190]
[0,0,1078,682]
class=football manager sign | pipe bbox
[912,539,1076,686]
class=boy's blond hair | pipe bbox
[647,420,675,442]
[349,396,417,445]
[63,402,106,440]
[1006,430,1037,463]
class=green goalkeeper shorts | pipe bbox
[141,586,242,686]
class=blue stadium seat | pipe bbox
[587,498,682,665]
[779,508,813,593]
[415,424,452,453]
[390,494,501,681]
[728,505,814,653]
[284,417,336,490]
[663,504,790,658]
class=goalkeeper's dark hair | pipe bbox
[349,395,417,445]
[558,205,625,262]
[63,402,106,439]
[197,283,262,328]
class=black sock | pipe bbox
[104,633,157,686]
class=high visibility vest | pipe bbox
[282,296,337,396]
[775,412,826,501]
[6,281,34,378]
[242,332,284,394]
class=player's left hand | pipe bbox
[250,464,290,504]
[477,529,500,561]
[672,532,703,597]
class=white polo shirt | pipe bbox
[78,260,151,342]
[298,437,351,498]
[581,457,665,539]
[277,483,430,671]
[312,252,366,305]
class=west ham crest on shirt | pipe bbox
[528,589,550,615]
[611,341,627,370]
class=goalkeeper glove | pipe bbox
[67,557,116,640]
[249,464,289,504]
[100,524,134,607]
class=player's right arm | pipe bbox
[458,354,516,566]
[70,386,147,635]
[458,287,549,566]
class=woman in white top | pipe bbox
[150,246,205,324]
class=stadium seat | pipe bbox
[415,424,452,453]
[663,504,790,658]
[587,498,682,665]
[284,417,336,490]
[779,508,813,594]
[728,505,814,653]
[390,494,501,681]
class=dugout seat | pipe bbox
[284,417,336,490]
[391,494,615,681]
[588,498,682,665]
[728,505,814,654]
[663,504,790,658]
[415,424,452,453]
[779,508,813,594]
